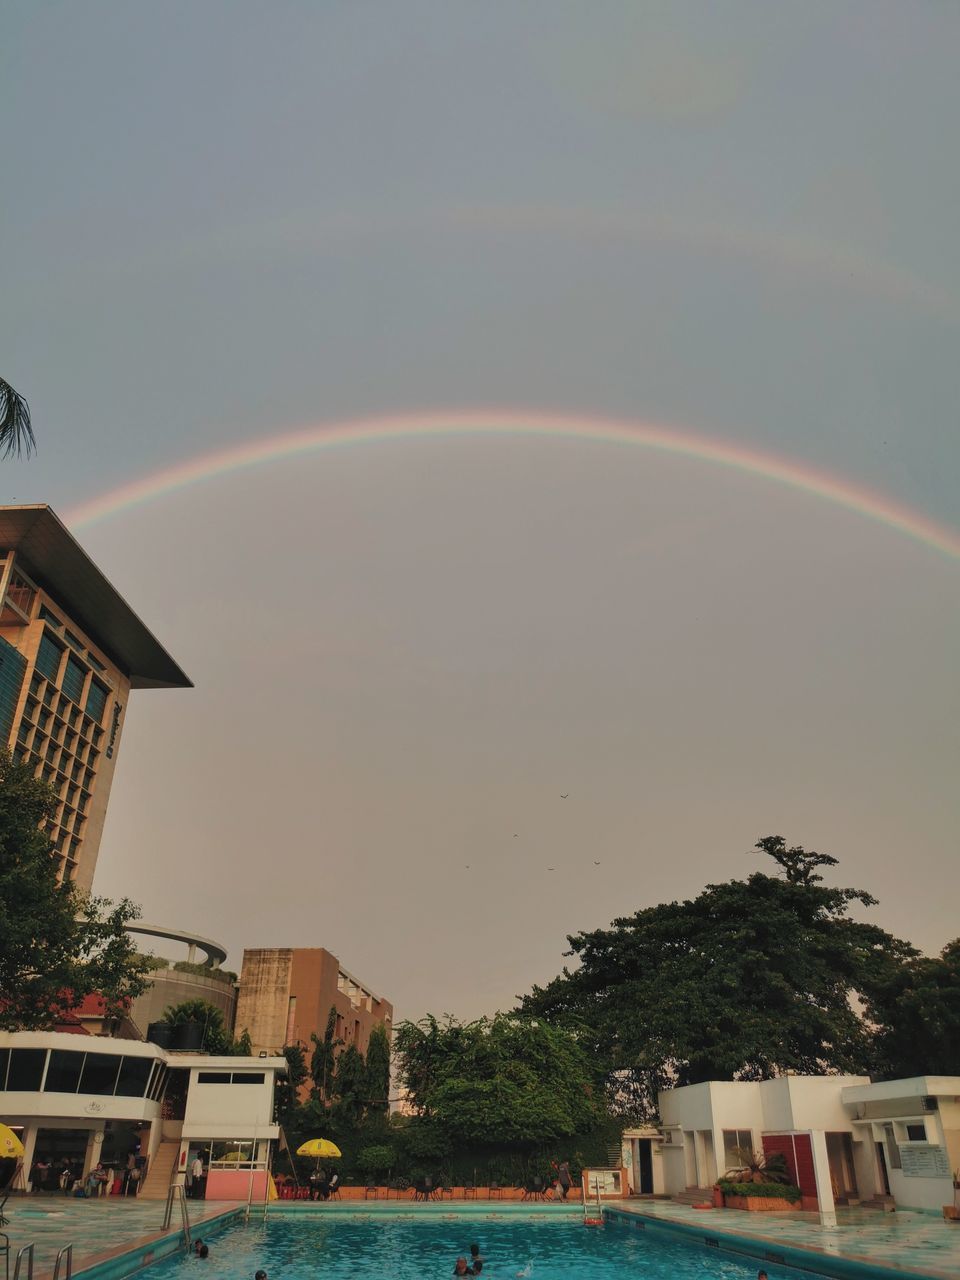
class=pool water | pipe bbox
[144,1211,827,1280]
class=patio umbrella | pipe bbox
[296,1138,342,1159]
[0,1125,24,1159]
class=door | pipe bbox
[636,1139,654,1194]
[875,1141,890,1196]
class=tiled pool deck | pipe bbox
[0,1196,239,1278]
[610,1199,960,1280]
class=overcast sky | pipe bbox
[2,2,958,1022]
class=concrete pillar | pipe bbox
[810,1130,837,1228]
[20,1124,38,1193]
[693,1130,707,1187]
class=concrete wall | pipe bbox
[233,949,294,1054]
[182,1066,278,1137]
[131,967,237,1033]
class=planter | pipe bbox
[724,1194,798,1212]
[942,1205,959,1222]
[712,1186,724,1209]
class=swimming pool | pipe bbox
[135,1208,834,1280]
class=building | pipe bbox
[124,923,237,1037]
[0,1030,284,1202]
[235,948,392,1093]
[622,1073,960,1218]
[0,505,191,890]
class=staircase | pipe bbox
[672,1186,715,1206]
[140,1141,180,1200]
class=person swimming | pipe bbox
[453,1260,472,1276]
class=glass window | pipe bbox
[79,1053,120,1096]
[85,680,108,724]
[722,1129,754,1170]
[197,1072,232,1084]
[115,1057,153,1098]
[905,1123,926,1142]
[148,1063,169,1101]
[36,633,64,682]
[7,1049,46,1091]
[44,1050,84,1093]
[0,1048,9,1088]
[231,1073,265,1085]
[39,605,63,629]
[64,629,85,654]
[62,655,87,704]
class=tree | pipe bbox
[365,1023,391,1112]
[0,748,149,1028]
[393,1014,602,1146]
[868,938,960,1078]
[275,1043,309,1130]
[330,1043,367,1126]
[519,836,914,1115]
[0,378,34,457]
[310,1005,342,1103]
[159,998,234,1054]
[234,1028,253,1056]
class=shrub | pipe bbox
[357,1144,395,1178]
[717,1179,801,1203]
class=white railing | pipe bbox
[162,1184,192,1250]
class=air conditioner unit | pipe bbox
[921,1096,938,1112]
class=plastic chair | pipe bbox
[364,1185,379,1200]
[488,1181,502,1200]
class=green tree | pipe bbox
[310,1005,342,1103]
[519,836,914,1115]
[331,1042,368,1125]
[0,749,149,1028]
[234,1028,253,1056]
[159,998,234,1054]
[393,1013,601,1146]
[365,1023,391,1112]
[869,938,960,1077]
[0,378,34,457]
[275,1043,309,1130]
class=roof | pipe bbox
[0,504,191,689]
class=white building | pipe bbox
[622,1074,960,1218]
[0,1031,285,1201]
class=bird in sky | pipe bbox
[560,793,569,799]
[547,867,555,872]
[513,833,518,837]
[594,860,601,865]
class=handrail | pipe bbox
[12,1243,33,1280]
[162,1185,191,1250]
[52,1245,72,1280]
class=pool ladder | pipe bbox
[9,1242,72,1280]
[163,1184,192,1251]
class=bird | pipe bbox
[513,833,518,837]
[560,793,569,799]
[547,867,555,872]
[593,860,601,865]
[465,865,470,869]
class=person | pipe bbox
[453,1260,472,1276]
[85,1166,101,1198]
[472,1264,483,1276]
[193,1240,204,1255]
[308,1169,321,1201]
[326,1168,340,1198]
[104,1166,116,1197]
[191,1153,204,1200]
[758,1273,769,1280]
[197,1245,209,1259]
[557,1161,572,1200]
[122,1152,137,1196]
[469,1245,484,1269]
[255,1272,267,1280]
[126,1164,141,1196]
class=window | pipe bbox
[0,1048,9,1089]
[231,1073,265,1085]
[64,629,85,654]
[86,680,108,724]
[196,1071,264,1085]
[36,632,64,682]
[39,605,63,629]
[722,1129,753,1170]
[7,1049,46,1091]
[79,1052,120,1095]
[44,1050,84,1093]
[905,1124,926,1142]
[197,1072,232,1084]
[115,1057,153,1098]
[62,655,87,704]
[883,1124,902,1170]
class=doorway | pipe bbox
[875,1141,890,1196]
[635,1139,654,1194]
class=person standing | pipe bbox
[191,1153,205,1199]
[557,1161,572,1200]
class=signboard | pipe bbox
[584,1168,622,1196]
[900,1144,951,1179]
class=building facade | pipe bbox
[0,1030,284,1202]
[234,948,392,1094]
[0,505,190,889]
[123,923,237,1037]
[622,1073,960,1217]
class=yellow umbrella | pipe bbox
[296,1138,342,1159]
[219,1150,246,1163]
[0,1124,24,1159]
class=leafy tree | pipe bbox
[331,1042,368,1125]
[0,749,149,1028]
[868,938,960,1078]
[234,1028,253,1056]
[519,836,914,1114]
[393,1013,601,1146]
[275,1043,309,1130]
[365,1023,391,1112]
[0,378,34,457]
[160,998,234,1054]
[310,1005,342,1103]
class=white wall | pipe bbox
[181,1065,279,1139]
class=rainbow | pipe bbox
[65,410,960,562]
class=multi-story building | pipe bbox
[0,504,190,889]
[235,948,392,1095]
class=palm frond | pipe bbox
[0,378,36,458]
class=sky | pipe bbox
[2,1,959,1023]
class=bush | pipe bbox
[357,1144,395,1179]
[717,1179,802,1202]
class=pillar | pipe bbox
[810,1130,837,1228]
[20,1124,38,1192]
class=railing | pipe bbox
[52,1245,72,1280]
[12,1243,33,1280]
[162,1185,191,1251]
